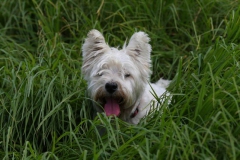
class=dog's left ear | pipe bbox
[82,29,110,80]
[126,32,152,77]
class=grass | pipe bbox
[1,0,240,159]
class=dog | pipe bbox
[81,29,171,124]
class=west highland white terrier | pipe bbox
[82,29,171,124]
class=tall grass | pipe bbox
[1,0,240,159]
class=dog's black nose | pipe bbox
[105,82,118,94]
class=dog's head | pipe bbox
[82,29,152,119]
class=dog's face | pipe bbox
[82,29,152,120]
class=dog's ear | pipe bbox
[82,29,110,79]
[126,31,151,60]
[126,32,152,78]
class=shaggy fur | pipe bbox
[82,29,171,124]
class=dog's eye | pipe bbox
[125,73,131,78]
[97,72,103,76]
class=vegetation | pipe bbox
[1,0,240,159]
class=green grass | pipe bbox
[1,0,240,159]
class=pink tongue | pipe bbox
[104,98,120,116]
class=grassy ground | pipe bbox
[1,0,240,159]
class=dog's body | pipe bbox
[82,29,171,124]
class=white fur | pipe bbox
[82,29,171,124]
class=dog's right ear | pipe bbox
[82,29,109,79]
[125,32,152,80]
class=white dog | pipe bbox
[82,29,171,124]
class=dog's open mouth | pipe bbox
[102,97,123,116]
